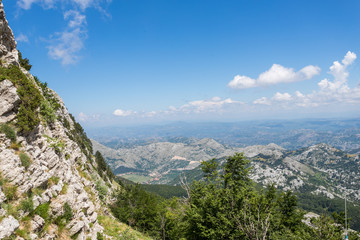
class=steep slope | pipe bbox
[0,3,149,239]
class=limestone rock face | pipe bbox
[0,3,118,239]
[0,2,19,66]
[0,216,20,238]
[0,79,20,124]
[31,215,45,232]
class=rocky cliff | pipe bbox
[0,3,144,240]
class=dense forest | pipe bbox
[110,153,360,240]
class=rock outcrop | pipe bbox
[0,1,19,67]
[0,2,127,239]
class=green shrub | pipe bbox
[34,203,50,220]
[40,100,56,124]
[9,142,21,150]
[0,66,43,133]
[19,152,31,169]
[63,202,73,222]
[97,232,104,240]
[18,51,32,71]
[20,197,34,213]
[96,181,108,200]
[0,124,16,142]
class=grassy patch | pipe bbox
[97,215,152,240]
[34,203,50,221]
[60,183,68,195]
[19,197,34,213]
[48,176,60,187]
[121,174,152,184]
[0,124,16,142]
[2,182,18,201]
[19,152,31,169]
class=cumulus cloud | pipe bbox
[228,64,321,89]
[16,0,112,65]
[254,51,360,108]
[272,92,292,101]
[113,109,136,117]
[111,97,244,120]
[178,97,243,114]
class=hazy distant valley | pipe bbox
[91,119,360,230]
[91,119,360,200]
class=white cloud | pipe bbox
[179,97,243,113]
[64,10,87,28]
[17,0,111,65]
[17,0,56,10]
[113,109,136,117]
[78,112,88,121]
[228,75,256,89]
[16,33,29,42]
[47,10,87,65]
[253,97,270,105]
[272,92,292,101]
[228,64,320,89]
[253,51,360,108]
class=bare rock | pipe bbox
[0,187,6,204]
[0,2,19,67]
[0,79,20,123]
[30,233,38,240]
[67,220,85,236]
[31,215,45,232]
[0,215,20,238]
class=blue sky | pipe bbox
[5,0,360,126]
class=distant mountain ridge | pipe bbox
[88,119,360,153]
[92,138,239,183]
[94,137,360,204]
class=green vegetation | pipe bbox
[54,202,73,231]
[121,174,152,184]
[40,99,56,124]
[48,176,60,186]
[34,203,50,221]
[97,215,152,240]
[0,124,16,142]
[67,114,93,157]
[111,153,357,239]
[18,51,32,71]
[298,193,360,231]
[0,65,43,133]
[95,151,114,181]
[19,197,34,213]
[141,184,186,199]
[45,135,65,154]
[95,180,108,200]
[19,152,31,169]
[2,182,18,201]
